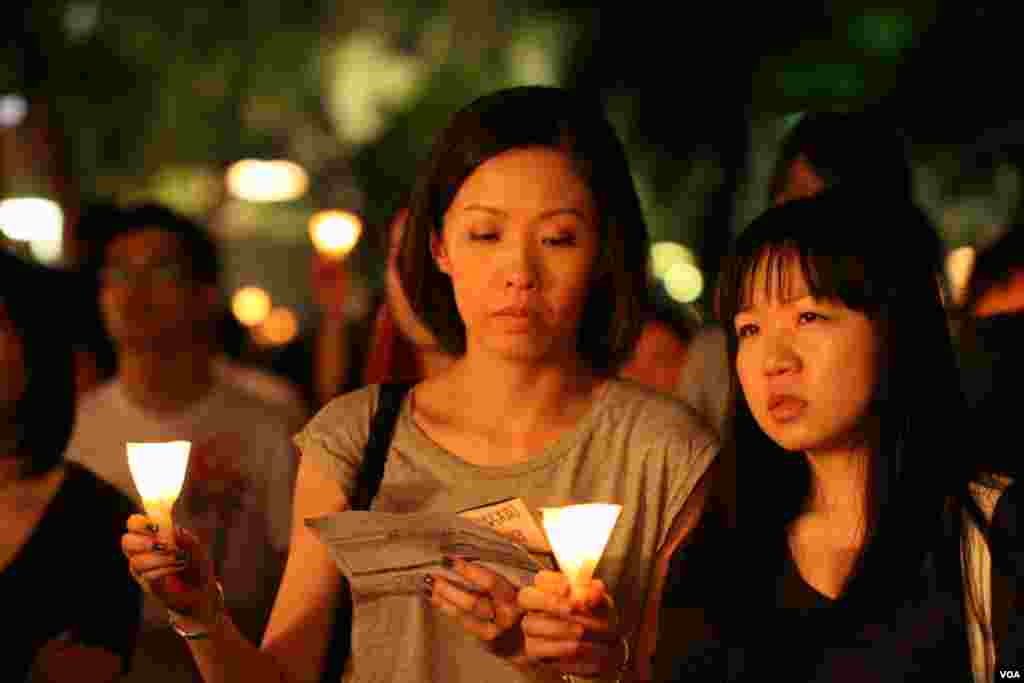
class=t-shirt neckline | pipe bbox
[398,379,621,478]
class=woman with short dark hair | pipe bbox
[122,85,717,683]
[398,87,653,376]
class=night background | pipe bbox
[3,1,1021,344]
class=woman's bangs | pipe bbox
[732,243,836,313]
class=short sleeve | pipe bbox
[292,385,380,500]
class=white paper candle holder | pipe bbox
[540,503,622,601]
[126,441,191,544]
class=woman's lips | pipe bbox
[491,307,534,332]
[768,394,806,422]
[493,305,531,316]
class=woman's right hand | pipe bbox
[518,571,626,678]
[121,514,220,627]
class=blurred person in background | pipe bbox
[217,312,308,435]
[958,225,1024,480]
[769,111,915,205]
[270,248,375,413]
[66,203,296,682]
[64,264,117,399]
[1,251,141,682]
[619,299,699,395]
[69,202,121,398]
[359,206,455,386]
[76,201,308,433]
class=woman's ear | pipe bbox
[431,232,452,275]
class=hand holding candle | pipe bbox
[540,503,622,602]
[126,441,191,545]
[520,505,626,678]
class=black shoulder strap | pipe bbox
[320,382,413,683]
[350,382,412,511]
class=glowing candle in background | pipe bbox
[540,503,622,601]
[127,441,191,544]
[309,209,362,258]
[225,159,309,203]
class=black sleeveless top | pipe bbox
[655,483,1022,682]
[2,462,141,681]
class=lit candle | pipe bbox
[309,210,362,258]
[540,503,622,601]
[126,441,191,544]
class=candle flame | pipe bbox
[540,503,622,598]
[309,210,362,257]
[126,441,191,540]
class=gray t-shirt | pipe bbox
[294,379,717,683]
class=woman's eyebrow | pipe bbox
[736,293,814,313]
[456,204,505,217]
[535,208,587,222]
[454,205,587,221]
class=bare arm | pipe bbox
[127,453,348,683]
[258,453,348,680]
[631,460,715,682]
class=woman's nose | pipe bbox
[763,334,801,376]
[505,270,537,290]
[502,242,539,290]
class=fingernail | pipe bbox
[146,524,159,535]
[441,556,454,569]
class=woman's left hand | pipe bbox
[518,571,628,678]
[424,556,526,653]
